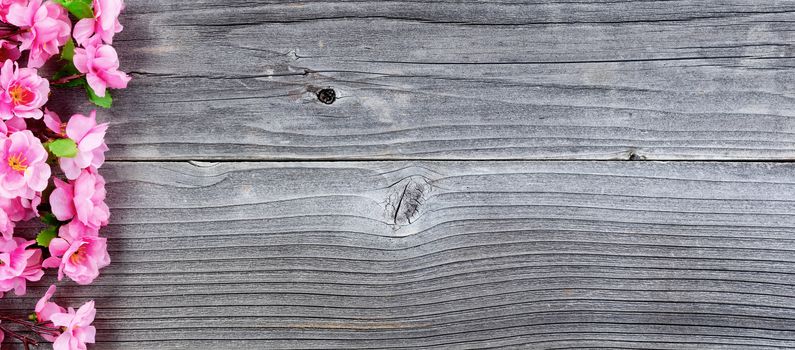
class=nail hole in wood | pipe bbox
[317,88,336,104]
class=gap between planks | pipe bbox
[102,159,795,164]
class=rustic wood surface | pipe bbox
[2,0,795,349]
[93,0,795,161]
[5,161,795,349]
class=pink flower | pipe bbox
[50,168,109,228]
[73,0,124,45]
[20,190,40,216]
[0,40,20,62]
[51,300,96,350]
[0,0,24,22]
[0,209,14,239]
[0,59,49,119]
[4,116,27,132]
[37,284,66,322]
[0,196,35,240]
[73,40,130,97]
[36,284,66,341]
[47,110,109,179]
[0,117,23,138]
[43,222,109,285]
[0,238,43,297]
[44,108,65,136]
[0,130,51,198]
[6,0,71,68]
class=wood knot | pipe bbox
[317,88,336,104]
[386,176,432,227]
[627,149,646,161]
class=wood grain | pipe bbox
[3,1,795,349]
[3,161,795,349]
[64,0,795,161]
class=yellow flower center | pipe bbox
[7,153,27,172]
[70,245,88,265]
[8,85,32,106]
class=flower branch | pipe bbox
[0,0,129,349]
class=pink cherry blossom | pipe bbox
[44,108,66,136]
[0,59,49,120]
[0,238,43,297]
[43,222,109,285]
[19,189,40,216]
[0,2,128,344]
[0,116,23,137]
[0,196,35,240]
[5,115,26,132]
[35,285,66,341]
[49,168,109,228]
[6,0,71,68]
[35,284,66,341]
[0,198,20,239]
[37,284,66,322]
[73,40,130,97]
[73,0,124,45]
[0,209,13,240]
[58,219,100,243]
[0,0,24,22]
[0,130,51,198]
[0,1,127,345]
[49,110,109,179]
[0,40,20,62]
[51,300,97,350]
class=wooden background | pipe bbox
[3,0,795,348]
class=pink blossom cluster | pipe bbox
[0,0,128,349]
[0,285,97,347]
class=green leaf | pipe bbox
[53,0,94,19]
[61,38,75,61]
[41,213,60,226]
[87,85,112,108]
[36,226,58,247]
[47,138,78,158]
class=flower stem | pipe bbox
[0,28,23,41]
[0,315,62,349]
[50,73,86,85]
[0,324,39,349]
[0,316,61,335]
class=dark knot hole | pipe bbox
[317,88,336,104]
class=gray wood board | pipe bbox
[63,0,795,161]
[3,161,795,349]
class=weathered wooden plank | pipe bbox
[62,0,795,161]
[2,161,795,348]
